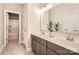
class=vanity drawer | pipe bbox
[47,41,65,50]
[47,41,69,55]
[31,34,40,42]
[31,34,46,45]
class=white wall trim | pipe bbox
[0,45,5,54]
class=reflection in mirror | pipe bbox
[40,10,49,31]
[40,3,79,36]
[49,3,79,35]
[40,3,52,32]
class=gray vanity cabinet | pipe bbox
[46,41,69,55]
[46,41,79,55]
[31,34,79,55]
[31,35,46,55]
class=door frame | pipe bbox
[4,10,22,46]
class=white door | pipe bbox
[8,19,19,40]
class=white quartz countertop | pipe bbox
[32,33,79,53]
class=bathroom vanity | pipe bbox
[31,34,79,55]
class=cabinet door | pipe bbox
[31,38,40,55]
[40,44,46,55]
[46,41,79,55]
[46,48,57,55]
[68,50,79,55]
[35,41,41,55]
[31,38,37,54]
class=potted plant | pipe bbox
[47,20,62,37]
[53,21,62,31]
[47,20,54,37]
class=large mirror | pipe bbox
[40,3,49,32]
[40,3,79,34]
[40,10,49,31]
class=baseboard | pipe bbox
[19,40,32,52]
[26,47,32,52]
[0,45,5,54]
[22,41,32,52]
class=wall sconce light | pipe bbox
[46,4,53,10]
[36,4,53,14]
[36,3,61,14]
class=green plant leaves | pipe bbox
[47,20,53,32]
[47,20,62,32]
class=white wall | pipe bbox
[3,3,23,13]
[27,3,40,50]
[50,3,79,33]
[22,4,29,51]
[0,4,4,49]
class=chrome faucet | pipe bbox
[66,35,74,41]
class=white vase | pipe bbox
[49,32,54,37]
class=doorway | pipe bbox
[4,10,22,46]
[8,13,19,41]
